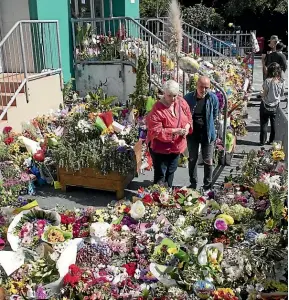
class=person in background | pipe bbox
[266,42,287,75]
[262,35,279,80]
[146,80,192,188]
[184,76,219,191]
[260,62,285,146]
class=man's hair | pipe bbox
[163,80,179,95]
[267,62,282,78]
[276,42,286,51]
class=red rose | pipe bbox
[124,206,131,213]
[3,126,12,134]
[4,137,14,145]
[142,194,153,205]
[151,192,160,202]
[122,262,137,277]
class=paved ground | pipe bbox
[33,59,287,209]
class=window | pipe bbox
[71,0,103,18]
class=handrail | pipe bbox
[0,20,62,121]
[138,17,233,57]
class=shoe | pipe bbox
[259,143,265,146]
[266,141,273,145]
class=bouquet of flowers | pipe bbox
[8,208,61,250]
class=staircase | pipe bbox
[0,20,63,129]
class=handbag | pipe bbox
[151,100,182,153]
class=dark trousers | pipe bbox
[187,133,214,190]
[260,101,276,145]
[149,149,179,188]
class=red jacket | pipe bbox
[146,96,193,154]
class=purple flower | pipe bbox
[121,215,138,227]
[117,146,127,153]
[36,286,48,299]
[216,91,224,110]
[214,218,228,231]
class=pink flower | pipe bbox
[37,219,47,229]
[214,218,228,231]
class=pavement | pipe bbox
[33,59,287,209]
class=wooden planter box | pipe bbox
[58,140,142,200]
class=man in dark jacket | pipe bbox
[184,76,219,190]
[266,42,287,74]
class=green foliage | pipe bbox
[140,0,171,17]
[63,78,76,104]
[182,4,225,31]
[87,87,119,114]
[223,0,288,17]
[129,53,149,114]
[52,138,137,175]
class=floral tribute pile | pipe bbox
[0,86,149,208]
[0,144,287,300]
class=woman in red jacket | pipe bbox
[146,80,193,187]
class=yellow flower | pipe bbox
[167,247,178,255]
[118,204,127,213]
[272,150,285,161]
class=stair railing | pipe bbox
[137,17,233,58]
[0,20,62,121]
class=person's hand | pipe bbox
[184,123,191,135]
[173,128,186,136]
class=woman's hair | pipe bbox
[267,62,282,78]
[163,80,179,95]
[276,42,286,51]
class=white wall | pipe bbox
[75,63,137,103]
[0,0,30,37]
[0,0,35,73]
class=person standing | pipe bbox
[266,42,287,75]
[146,80,192,188]
[262,35,280,80]
[184,76,219,191]
[260,63,285,146]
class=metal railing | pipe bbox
[137,18,233,59]
[0,20,62,121]
[209,30,255,57]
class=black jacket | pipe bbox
[265,51,287,72]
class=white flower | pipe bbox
[130,200,146,220]
[76,120,92,133]
[151,223,160,233]
[134,268,141,279]
[122,225,130,231]
[90,222,110,239]
[192,247,198,255]
[184,201,192,206]
[187,196,193,202]
[159,191,170,204]
[175,216,186,227]
[183,226,196,239]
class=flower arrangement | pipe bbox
[9,208,60,250]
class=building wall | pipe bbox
[75,63,136,103]
[0,74,63,132]
[0,0,30,37]
[0,0,35,73]
[28,0,74,82]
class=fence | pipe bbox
[136,18,232,59]
[0,20,62,120]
